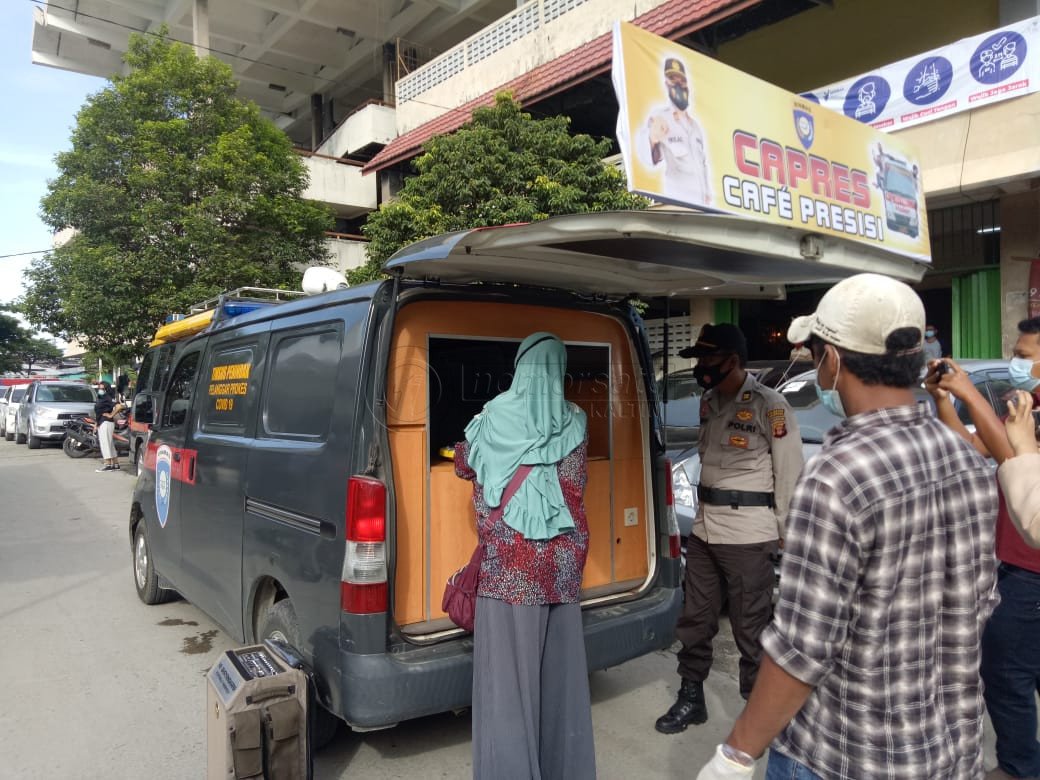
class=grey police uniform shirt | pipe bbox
[693,372,804,545]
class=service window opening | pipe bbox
[426,337,611,462]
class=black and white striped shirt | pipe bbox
[762,404,999,779]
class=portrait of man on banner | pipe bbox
[641,56,713,207]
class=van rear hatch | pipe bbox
[382,211,928,635]
[383,210,928,296]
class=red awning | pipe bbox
[363,0,758,175]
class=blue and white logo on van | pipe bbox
[155,444,173,528]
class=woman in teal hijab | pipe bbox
[455,331,596,780]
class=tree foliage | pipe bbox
[353,93,647,283]
[0,312,62,374]
[22,31,333,354]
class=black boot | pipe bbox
[654,679,708,734]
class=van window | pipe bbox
[262,328,341,439]
[137,350,155,395]
[162,352,201,428]
[200,346,255,434]
[152,345,176,392]
[426,337,611,459]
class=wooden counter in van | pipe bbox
[386,301,653,633]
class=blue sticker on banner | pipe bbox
[903,56,954,105]
[972,30,1027,84]
[155,444,172,528]
[793,109,815,150]
[843,76,890,122]
[799,92,821,104]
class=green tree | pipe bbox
[19,337,63,378]
[0,312,27,373]
[0,312,62,375]
[353,93,646,283]
[22,31,333,354]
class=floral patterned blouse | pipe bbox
[454,439,590,605]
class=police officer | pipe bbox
[646,57,711,206]
[656,324,803,734]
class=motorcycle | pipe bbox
[63,414,131,459]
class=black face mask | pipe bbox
[668,82,690,111]
[693,360,732,390]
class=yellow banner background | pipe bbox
[612,22,931,262]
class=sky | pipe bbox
[0,1,104,322]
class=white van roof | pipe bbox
[384,210,928,298]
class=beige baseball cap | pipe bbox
[787,273,925,356]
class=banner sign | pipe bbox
[612,22,931,262]
[806,16,1040,132]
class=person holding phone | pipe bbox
[999,389,1040,547]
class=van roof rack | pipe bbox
[188,286,306,314]
[150,286,305,347]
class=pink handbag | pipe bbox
[442,465,532,631]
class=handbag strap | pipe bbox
[487,464,533,524]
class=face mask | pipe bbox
[693,360,732,390]
[814,348,847,418]
[925,330,935,339]
[1009,357,1040,391]
[667,82,690,111]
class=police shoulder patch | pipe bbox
[766,408,786,420]
[772,421,788,439]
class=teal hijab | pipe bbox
[464,332,587,540]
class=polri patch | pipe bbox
[735,409,754,422]
[728,435,749,449]
[772,421,788,438]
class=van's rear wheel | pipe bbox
[258,599,341,749]
[133,524,174,605]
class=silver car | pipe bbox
[1,385,29,440]
[13,381,96,449]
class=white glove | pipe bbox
[695,744,756,780]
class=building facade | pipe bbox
[32,0,1040,358]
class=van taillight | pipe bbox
[342,476,388,614]
[664,459,681,559]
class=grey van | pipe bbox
[128,210,927,738]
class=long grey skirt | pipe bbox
[472,597,596,780]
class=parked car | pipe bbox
[13,381,96,448]
[670,359,1011,540]
[127,210,927,742]
[1,385,29,440]
[657,360,806,450]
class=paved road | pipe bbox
[0,438,1005,778]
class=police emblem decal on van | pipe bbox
[155,444,173,528]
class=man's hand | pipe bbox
[923,359,949,401]
[1005,390,1038,457]
[648,115,669,145]
[695,745,755,780]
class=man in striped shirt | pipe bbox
[695,273,999,780]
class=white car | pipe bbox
[1,384,29,441]
[13,381,96,448]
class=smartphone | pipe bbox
[935,360,951,376]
